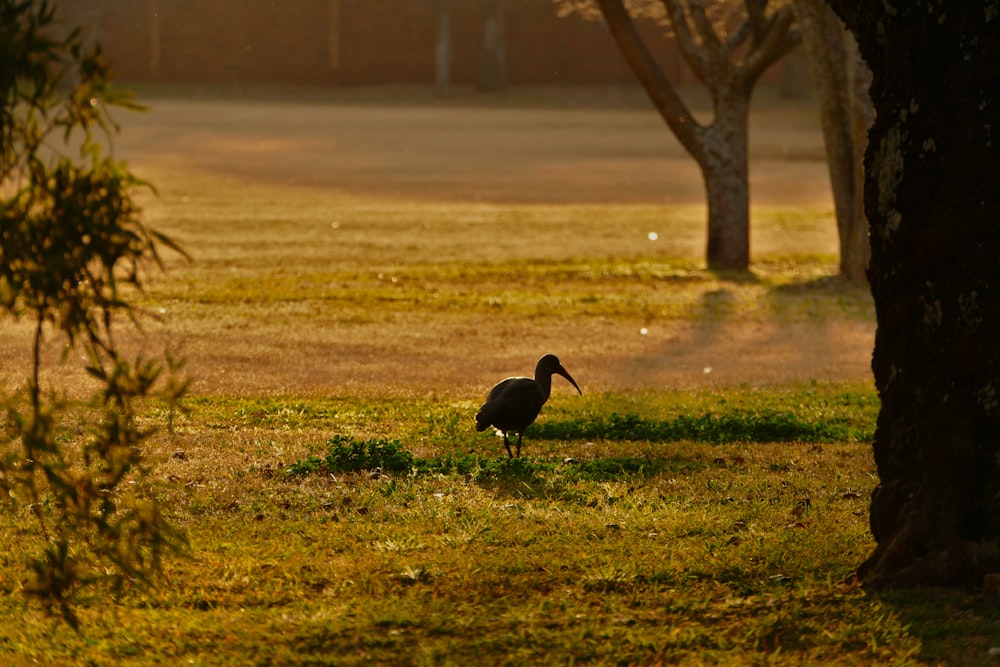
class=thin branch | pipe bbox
[658,0,711,82]
[739,5,799,86]
[722,18,752,57]
[686,0,722,53]
[26,308,50,541]
[31,309,43,415]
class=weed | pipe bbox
[286,435,414,475]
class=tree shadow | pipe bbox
[765,273,874,323]
[865,586,1000,663]
[607,265,876,389]
[449,451,705,500]
[705,266,763,285]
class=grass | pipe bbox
[1,387,997,665]
[0,94,996,663]
[3,211,995,665]
[157,256,873,324]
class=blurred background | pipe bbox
[55,0,809,93]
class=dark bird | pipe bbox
[475,354,582,458]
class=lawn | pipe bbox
[0,89,996,665]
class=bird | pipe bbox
[475,354,582,458]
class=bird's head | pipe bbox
[537,354,582,395]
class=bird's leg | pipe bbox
[515,432,523,458]
[502,433,514,458]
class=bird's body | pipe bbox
[476,354,581,457]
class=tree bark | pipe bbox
[793,1,871,283]
[828,0,1000,587]
[842,32,872,282]
[703,90,750,271]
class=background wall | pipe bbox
[57,0,798,88]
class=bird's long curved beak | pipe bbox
[558,366,582,395]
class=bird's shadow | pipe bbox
[453,451,703,500]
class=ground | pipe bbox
[10,88,997,666]
[1,85,873,397]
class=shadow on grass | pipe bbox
[533,411,871,443]
[867,587,1000,663]
[283,435,705,499]
[705,267,762,285]
[418,454,704,500]
[693,267,874,323]
[765,274,874,322]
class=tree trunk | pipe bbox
[476,0,506,92]
[842,32,872,282]
[828,0,1000,587]
[793,0,870,283]
[701,90,750,272]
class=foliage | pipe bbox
[0,0,186,627]
[554,0,798,96]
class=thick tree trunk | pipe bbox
[828,1,1000,587]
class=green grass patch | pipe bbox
[286,434,417,475]
[536,410,867,443]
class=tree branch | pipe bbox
[739,4,799,86]
[723,18,752,57]
[657,0,710,84]
[595,0,705,159]
[746,0,769,48]
[686,0,723,53]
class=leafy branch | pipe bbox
[0,0,188,628]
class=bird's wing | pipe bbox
[484,377,520,402]
[476,378,546,432]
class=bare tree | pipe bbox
[792,1,871,282]
[560,0,798,271]
[827,0,1000,587]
